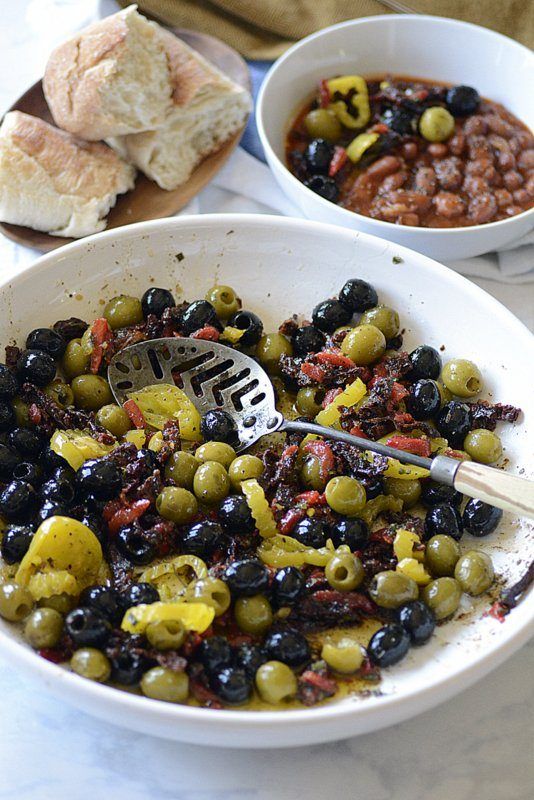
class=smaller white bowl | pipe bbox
[257,15,534,262]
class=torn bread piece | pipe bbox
[0,112,136,238]
[43,5,172,141]
[109,28,252,190]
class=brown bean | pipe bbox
[398,213,420,226]
[503,171,524,191]
[448,132,465,156]
[467,136,494,162]
[434,157,463,190]
[485,115,514,137]
[414,167,437,195]
[433,192,465,219]
[401,142,418,160]
[468,193,498,224]
[526,175,534,196]
[463,116,487,136]
[463,176,490,195]
[379,171,408,193]
[366,156,402,178]
[465,158,495,177]
[427,143,448,159]
[512,188,531,205]
[518,150,534,172]
[494,188,513,208]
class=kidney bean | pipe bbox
[486,115,514,137]
[465,158,495,177]
[467,136,494,161]
[365,155,402,179]
[401,142,418,160]
[448,132,465,156]
[463,175,489,194]
[434,157,463,190]
[513,188,531,205]
[414,167,437,195]
[494,188,513,208]
[518,150,534,172]
[398,213,420,226]
[427,143,448,159]
[525,174,534,196]
[503,171,524,191]
[433,192,465,218]
[463,116,487,136]
[468,193,498,224]
[379,171,408,193]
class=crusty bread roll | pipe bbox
[43,5,172,141]
[0,112,136,238]
[108,28,252,190]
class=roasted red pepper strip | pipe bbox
[328,146,348,177]
[303,440,335,481]
[294,490,327,506]
[319,78,331,108]
[385,435,431,458]
[301,362,326,383]
[123,398,146,429]
[349,425,369,439]
[89,317,113,374]
[316,350,355,368]
[191,325,220,341]
[107,499,151,535]
[279,508,306,534]
[322,387,342,408]
[390,382,409,404]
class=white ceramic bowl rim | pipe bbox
[256,14,534,236]
[0,213,533,740]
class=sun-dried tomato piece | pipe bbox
[302,440,335,480]
[107,499,151,535]
[316,350,355,369]
[301,361,326,383]
[123,399,146,429]
[385,435,431,458]
[89,317,113,373]
[191,325,220,341]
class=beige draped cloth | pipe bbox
[120,0,534,58]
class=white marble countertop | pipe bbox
[0,2,533,798]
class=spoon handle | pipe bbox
[452,461,534,519]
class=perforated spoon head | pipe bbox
[107,338,283,451]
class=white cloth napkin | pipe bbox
[185,148,534,284]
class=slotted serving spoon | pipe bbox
[108,338,534,520]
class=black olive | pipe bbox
[12,461,43,488]
[180,300,220,335]
[361,476,384,500]
[292,517,328,549]
[118,583,159,609]
[0,364,18,398]
[339,278,378,312]
[16,349,56,387]
[227,310,263,346]
[436,401,471,447]
[291,325,326,357]
[223,559,270,596]
[406,379,441,420]
[110,649,148,685]
[397,600,435,646]
[40,446,69,475]
[303,175,339,202]
[304,138,334,174]
[200,409,238,444]
[0,444,21,481]
[312,298,352,333]
[40,474,76,504]
[421,481,463,508]
[78,585,122,624]
[330,517,369,550]
[9,427,45,458]
[446,85,480,117]
[0,524,34,564]
[271,567,305,607]
[65,607,111,647]
[409,345,441,380]
[462,499,503,537]
[368,623,410,667]
[116,526,156,565]
[76,458,122,500]
[424,502,463,541]
[25,328,66,360]
[79,513,107,548]
[381,106,415,135]
[181,521,224,558]
[264,627,311,668]
[210,666,252,705]
[141,287,175,319]
[0,480,39,521]
[197,636,233,675]
[232,643,268,678]
[36,500,70,524]
[218,495,255,535]
[0,401,15,432]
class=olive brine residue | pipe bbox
[286,75,534,227]
[0,281,522,709]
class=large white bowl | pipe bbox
[256,15,534,262]
[0,215,533,747]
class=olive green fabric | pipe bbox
[120,0,534,58]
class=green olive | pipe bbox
[146,618,186,650]
[71,375,113,411]
[442,359,483,398]
[300,455,327,491]
[437,382,453,407]
[61,338,90,380]
[141,667,189,703]
[164,451,200,489]
[325,553,365,591]
[255,660,298,704]
[422,577,462,619]
[359,305,400,340]
[321,638,364,674]
[44,379,74,409]
[188,577,231,616]
[419,106,455,142]
[369,570,419,609]
[38,593,76,614]
[228,455,264,489]
[80,327,94,356]
[454,551,494,596]
[296,386,325,417]
[71,647,111,682]
[156,486,198,524]
[24,607,63,649]
[256,334,293,374]
[234,594,273,635]
[385,477,421,509]
[193,460,230,504]
[0,581,33,621]
[12,397,30,427]
[205,285,240,319]
[325,476,366,516]
[425,535,461,577]
[304,108,342,142]
[463,429,502,465]
[104,294,143,330]
[341,324,386,365]
[96,404,132,437]
[195,441,236,469]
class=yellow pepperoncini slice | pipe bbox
[359,495,403,526]
[327,75,371,130]
[220,326,246,344]
[315,378,367,427]
[28,570,79,600]
[50,429,114,470]
[123,429,147,449]
[16,516,102,596]
[393,529,424,563]
[258,534,342,569]
[396,558,431,586]
[139,555,208,601]
[121,601,214,634]
[126,384,201,440]
[346,132,380,164]
[242,478,278,539]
